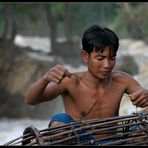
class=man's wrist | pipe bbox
[42,75,50,84]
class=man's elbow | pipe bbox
[25,99,36,105]
[25,95,37,105]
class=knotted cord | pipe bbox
[56,73,101,121]
[56,73,139,121]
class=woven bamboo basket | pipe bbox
[4,112,148,146]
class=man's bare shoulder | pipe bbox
[61,71,85,86]
[56,71,85,94]
[112,70,132,76]
[111,70,134,82]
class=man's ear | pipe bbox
[81,50,89,63]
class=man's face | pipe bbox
[83,47,116,79]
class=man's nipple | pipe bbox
[80,111,87,117]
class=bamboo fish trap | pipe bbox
[4,112,148,146]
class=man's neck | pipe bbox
[82,72,110,88]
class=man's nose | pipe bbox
[103,59,111,68]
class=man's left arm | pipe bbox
[129,88,148,108]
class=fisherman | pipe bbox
[25,25,148,145]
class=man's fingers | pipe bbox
[56,64,71,78]
[129,88,148,108]
[46,64,73,84]
[129,89,142,101]
[64,69,72,78]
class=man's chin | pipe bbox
[99,74,110,79]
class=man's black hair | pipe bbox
[82,25,119,55]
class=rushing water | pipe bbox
[0,118,49,145]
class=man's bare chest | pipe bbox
[67,82,124,113]
[70,81,125,101]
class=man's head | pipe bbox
[82,25,119,55]
[81,25,119,80]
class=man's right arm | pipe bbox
[25,64,71,105]
[25,77,58,105]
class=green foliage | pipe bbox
[51,3,64,19]
[0,2,147,41]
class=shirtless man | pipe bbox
[25,25,148,142]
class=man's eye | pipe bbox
[110,57,116,60]
[97,57,104,60]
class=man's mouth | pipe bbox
[101,71,111,74]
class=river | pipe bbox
[0,118,49,145]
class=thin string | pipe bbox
[57,83,62,97]
[69,122,80,144]
[79,97,100,121]
[70,73,138,114]
[108,86,138,113]
[68,73,102,121]
[56,73,138,121]
[56,76,100,121]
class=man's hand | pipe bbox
[129,88,148,108]
[43,64,71,83]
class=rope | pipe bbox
[70,123,80,144]
[79,98,100,121]
[137,113,148,133]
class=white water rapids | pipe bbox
[0,118,49,145]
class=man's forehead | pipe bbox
[93,48,116,56]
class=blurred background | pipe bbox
[0,2,148,144]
